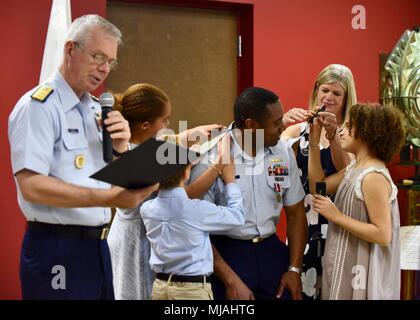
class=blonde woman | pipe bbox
[280,64,357,299]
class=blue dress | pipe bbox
[294,124,336,299]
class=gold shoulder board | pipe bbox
[31,86,54,102]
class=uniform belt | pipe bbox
[156,273,211,283]
[244,234,274,244]
[27,221,110,240]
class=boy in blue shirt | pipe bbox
[140,146,244,300]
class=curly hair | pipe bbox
[347,104,406,163]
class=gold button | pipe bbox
[74,154,86,169]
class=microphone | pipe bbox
[316,182,327,196]
[99,92,115,163]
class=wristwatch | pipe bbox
[288,266,301,274]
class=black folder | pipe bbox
[90,138,201,189]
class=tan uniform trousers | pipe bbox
[151,275,214,300]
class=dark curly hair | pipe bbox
[347,104,406,163]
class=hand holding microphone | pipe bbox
[99,92,131,163]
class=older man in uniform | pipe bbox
[8,15,157,300]
[189,87,307,300]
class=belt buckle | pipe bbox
[252,236,263,244]
[100,227,109,240]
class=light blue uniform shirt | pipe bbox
[8,70,111,226]
[140,183,245,276]
[189,123,305,240]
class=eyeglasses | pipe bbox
[74,42,118,72]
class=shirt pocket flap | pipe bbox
[62,130,88,150]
